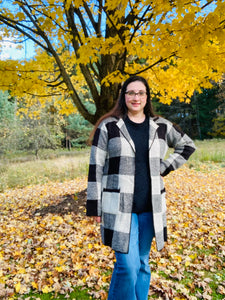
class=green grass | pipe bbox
[1,139,225,192]
[190,139,225,163]
[15,287,93,299]
[0,149,90,192]
[164,139,225,171]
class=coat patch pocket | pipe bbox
[102,188,120,214]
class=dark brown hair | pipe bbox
[89,75,155,142]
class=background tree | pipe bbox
[192,87,220,139]
[16,102,65,158]
[210,75,225,138]
[0,94,65,156]
[153,85,221,139]
[65,113,93,148]
[0,0,225,124]
[0,91,16,154]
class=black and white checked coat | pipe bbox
[86,116,196,253]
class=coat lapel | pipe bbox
[116,117,159,152]
[116,118,135,152]
[149,118,158,149]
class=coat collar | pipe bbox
[149,117,159,149]
[116,117,159,151]
[116,118,135,152]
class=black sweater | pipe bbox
[125,116,152,213]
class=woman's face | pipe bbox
[125,81,147,115]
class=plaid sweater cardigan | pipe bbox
[86,116,196,253]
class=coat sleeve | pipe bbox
[86,121,108,216]
[160,122,196,177]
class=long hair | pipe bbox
[89,76,155,142]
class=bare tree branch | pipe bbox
[128,52,177,76]
[0,14,49,51]
[65,1,100,103]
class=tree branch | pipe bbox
[100,3,126,44]
[83,2,102,36]
[25,92,62,97]
[129,5,152,43]
[96,0,103,35]
[46,80,64,88]
[0,15,49,52]
[74,7,89,38]
[128,52,177,76]
[65,2,100,102]
[201,0,214,10]
[26,0,70,34]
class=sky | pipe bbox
[0,0,35,60]
[0,36,35,60]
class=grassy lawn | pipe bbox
[14,287,92,300]
[189,139,225,166]
[0,149,90,192]
[1,139,225,193]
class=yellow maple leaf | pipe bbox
[14,251,23,258]
[217,212,225,220]
[55,266,64,272]
[88,243,93,249]
[15,282,21,293]
[31,281,38,289]
[189,253,197,260]
[185,261,191,267]
[42,285,52,293]
[60,245,67,250]
[18,267,26,274]
[48,277,54,285]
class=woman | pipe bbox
[86,76,196,300]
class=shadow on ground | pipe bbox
[33,189,87,216]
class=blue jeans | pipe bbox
[107,212,155,300]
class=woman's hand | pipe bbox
[94,216,101,223]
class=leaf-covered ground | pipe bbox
[0,166,225,300]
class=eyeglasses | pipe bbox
[125,90,147,98]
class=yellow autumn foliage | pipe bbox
[0,0,224,123]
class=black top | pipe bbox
[125,116,152,213]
